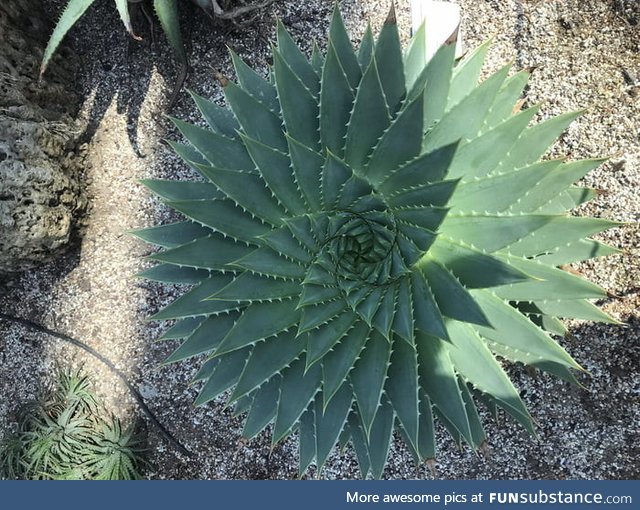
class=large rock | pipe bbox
[0,1,87,276]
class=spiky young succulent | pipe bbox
[0,370,146,480]
[135,6,620,478]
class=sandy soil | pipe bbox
[0,0,638,479]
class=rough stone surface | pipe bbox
[0,1,86,277]
[0,0,637,480]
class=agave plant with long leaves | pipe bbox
[42,0,184,78]
[135,5,620,478]
[41,0,272,108]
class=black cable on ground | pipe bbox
[0,312,193,458]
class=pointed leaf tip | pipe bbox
[385,2,397,25]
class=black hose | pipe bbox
[0,312,193,458]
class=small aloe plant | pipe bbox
[0,369,146,480]
[135,5,620,478]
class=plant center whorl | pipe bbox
[300,199,417,317]
[331,210,399,282]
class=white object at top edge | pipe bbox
[410,0,463,62]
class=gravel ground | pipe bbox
[0,0,638,479]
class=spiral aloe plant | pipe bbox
[135,5,620,478]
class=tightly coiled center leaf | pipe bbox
[309,210,399,293]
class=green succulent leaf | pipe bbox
[273,359,321,445]
[140,177,221,201]
[351,330,392,436]
[344,59,391,169]
[276,21,320,95]
[137,263,209,285]
[148,275,236,320]
[447,39,491,109]
[403,22,426,91]
[311,41,324,74]
[115,0,135,39]
[41,0,97,78]
[374,4,406,113]
[159,316,205,341]
[229,50,279,115]
[165,313,238,363]
[484,70,531,128]
[242,376,281,439]
[274,50,320,151]
[1,370,146,480]
[314,384,353,471]
[358,25,375,70]
[417,333,475,447]
[413,41,456,125]
[386,339,420,451]
[153,0,186,65]
[131,221,210,248]
[139,5,619,478]
[194,348,251,406]
[320,42,356,157]
[190,91,241,138]
[231,331,305,400]
[328,5,361,88]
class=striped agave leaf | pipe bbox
[135,5,620,478]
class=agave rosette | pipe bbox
[135,6,619,478]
